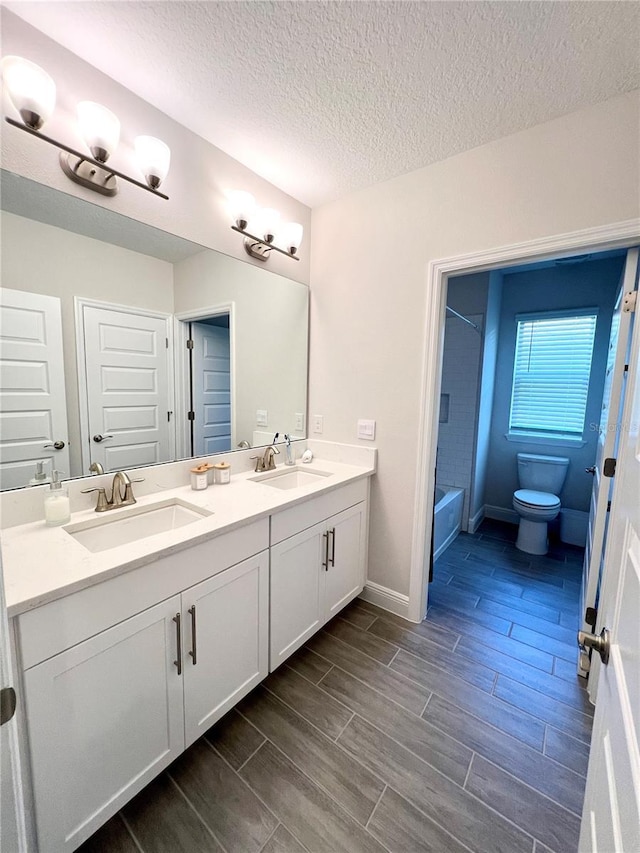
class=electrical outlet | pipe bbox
[256,409,268,427]
[312,414,323,434]
[295,412,305,432]
[357,419,376,440]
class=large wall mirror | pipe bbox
[0,171,309,491]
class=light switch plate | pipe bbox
[312,414,323,434]
[357,419,376,440]
[295,412,305,432]
[256,409,268,427]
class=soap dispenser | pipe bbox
[44,470,71,526]
[29,461,50,486]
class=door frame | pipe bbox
[173,303,236,459]
[74,297,175,475]
[409,218,640,624]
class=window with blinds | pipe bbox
[509,310,598,438]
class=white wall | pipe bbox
[309,90,640,598]
[0,9,311,286]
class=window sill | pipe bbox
[504,432,587,449]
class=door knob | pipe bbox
[92,434,113,443]
[585,466,596,475]
[577,627,610,665]
[44,440,65,450]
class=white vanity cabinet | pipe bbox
[269,480,368,670]
[16,522,269,852]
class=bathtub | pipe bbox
[433,485,464,561]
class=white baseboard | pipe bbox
[484,505,519,525]
[359,581,410,620]
[468,506,485,534]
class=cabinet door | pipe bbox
[23,596,184,852]
[183,551,268,747]
[270,520,326,670]
[323,503,367,623]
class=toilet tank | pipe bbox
[517,453,569,494]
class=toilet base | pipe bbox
[516,518,549,555]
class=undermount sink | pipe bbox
[65,498,213,553]
[249,466,332,490]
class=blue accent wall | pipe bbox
[485,256,624,514]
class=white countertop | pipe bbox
[2,458,375,618]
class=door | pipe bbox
[23,596,184,851]
[81,304,172,473]
[191,321,231,456]
[580,248,638,682]
[270,521,326,670]
[0,288,70,488]
[323,503,367,622]
[183,552,268,747]
[578,285,640,852]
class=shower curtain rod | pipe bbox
[446,305,479,330]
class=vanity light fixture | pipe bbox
[2,56,170,199]
[228,190,303,262]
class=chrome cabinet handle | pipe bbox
[322,531,329,571]
[173,613,182,675]
[188,605,197,665]
[44,440,65,450]
[329,527,336,567]
[92,433,113,443]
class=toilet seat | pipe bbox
[513,489,560,510]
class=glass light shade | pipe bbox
[1,56,56,130]
[227,190,256,229]
[281,222,304,254]
[258,207,281,243]
[77,101,120,162]
[134,135,171,189]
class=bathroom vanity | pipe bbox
[2,452,374,851]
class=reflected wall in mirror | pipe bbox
[0,171,309,491]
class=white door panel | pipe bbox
[0,288,70,488]
[81,305,172,473]
[192,322,231,456]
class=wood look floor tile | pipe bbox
[263,665,352,739]
[284,646,334,684]
[367,786,470,853]
[76,814,138,853]
[477,594,561,625]
[338,715,533,853]
[466,755,581,853]
[509,623,577,662]
[371,619,497,692]
[239,742,387,853]
[455,628,556,674]
[169,740,278,853]
[447,571,527,600]
[366,609,460,651]
[338,600,379,630]
[204,709,265,770]
[552,655,586,684]
[494,676,593,743]
[424,693,586,815]
[494,657,594,714]
[304,631,431,715]
[323,616,398,663]
[509,613,579,645]
[238,687,384,826]
[261,824,307,853]
[491,564,566,589]
[544,726,591,777]
[427,600,512,636]
[121,774,225,853]
[318,666,472,785]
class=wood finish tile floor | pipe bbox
[79,520,592,853]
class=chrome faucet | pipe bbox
[81,470,144,512]
[250,440,281,473]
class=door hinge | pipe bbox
[622,290,637,313]
[187,411,195,422]
[624,363,629,373]
[187,339,194,350]
[166,337,169,349]
[607,500,612,512]
[603,457,616,478]
[0,686,16,726]
[167,411,173,422]
[585,606,597,628]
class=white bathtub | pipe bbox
[433,485,464,561]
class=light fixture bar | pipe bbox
[231,225,300,261]
[5,117,169,200]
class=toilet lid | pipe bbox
[514,489,560,509]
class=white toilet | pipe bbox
[512,453,569,555]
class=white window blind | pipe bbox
[509,311,598,437]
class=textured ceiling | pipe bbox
[5,1,640,207]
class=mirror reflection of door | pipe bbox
[0,288,70,489]
[189,317,231,456]
[79,302,173,474]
